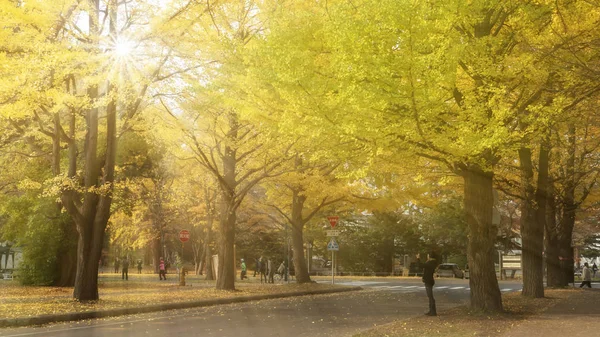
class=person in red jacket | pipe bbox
[159,257,167,280]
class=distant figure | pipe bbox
[580,262,592,288]
[421,252,438,316]
[593,263,598,278]
[114,257,120,273]
[122,258,129,281]
[267,259,275,284]
[259,257,268,284]
[254,257,260,277]
[159,257,167,280]
[137,259,143,274]
[240,259,247,280]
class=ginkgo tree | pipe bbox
[244,0,564,311]
[0,0,181,301]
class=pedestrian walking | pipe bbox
[592,263,598,278]
[254,257,259,277]
[580,262,592,288]
[137,259,143,274]
[159,257,167,280]
[240,259,247,280]
[420,252,439,316]
[121,257,129,280]
[114,257,120,274]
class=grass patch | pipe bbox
[0,274,345,319]
[355,289,576,337]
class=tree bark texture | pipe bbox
[54,218,78,287]
[66,57,117,301]
[52,111,77,287]
[216,131,236,290]
[518,147,544,298]
[463,166,503,312]
[152,235,162,274]
[290,190,311,284]
[545,179,564,287]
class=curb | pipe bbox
[0,286,362,328]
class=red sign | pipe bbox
[179,230,190,242]
[327,216,339,228]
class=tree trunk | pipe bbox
[73,217,104,300]
[51,111,77,287]
[545,178,563,287]
[54,220,77,287]
[559,124,577,285]
[290,190,311,284]
[152,235,162,274]
[518,148,544,298]
[463,166,503,312]
[216,131,236,290]
[60,0,117,302]
[216,197,235,289]
[204,219,215,280]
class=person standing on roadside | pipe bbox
[420,252,439,316]
[121,257,130,281]
[159,257,167,280]
[580,262,592,288]
[592,263,598,279]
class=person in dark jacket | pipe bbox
[121,257,130,281]
[420,252,439,316]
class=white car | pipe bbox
[436,263,465,279]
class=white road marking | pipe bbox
[449,287,464,290]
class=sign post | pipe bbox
[326,216,340,284]
[327,232,340,284]
[327,216,339,228]
[179,230,190,286]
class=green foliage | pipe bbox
[335,197,468,273]
[0,196,75,285]
[415,196,469,259]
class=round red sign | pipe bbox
[179,230,190,242]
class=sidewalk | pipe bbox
[502,287,600,337]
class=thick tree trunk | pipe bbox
[290,191,311,284]
[73,217,105,300]
[545,179,563,287]
[52,112,77,287]
[463,166,503,312]
[216,198,235,289]
[54,221,77,287]
[152,235,162,274]
[216,133,236,290]
[518,148,544,298]
[559,124,577,285]
[63,0,117,302]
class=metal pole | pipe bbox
[331,251,335,284]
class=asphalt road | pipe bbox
[0,278,523,337]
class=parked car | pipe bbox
[436,263,464,278]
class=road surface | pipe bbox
[0,278,523,337]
